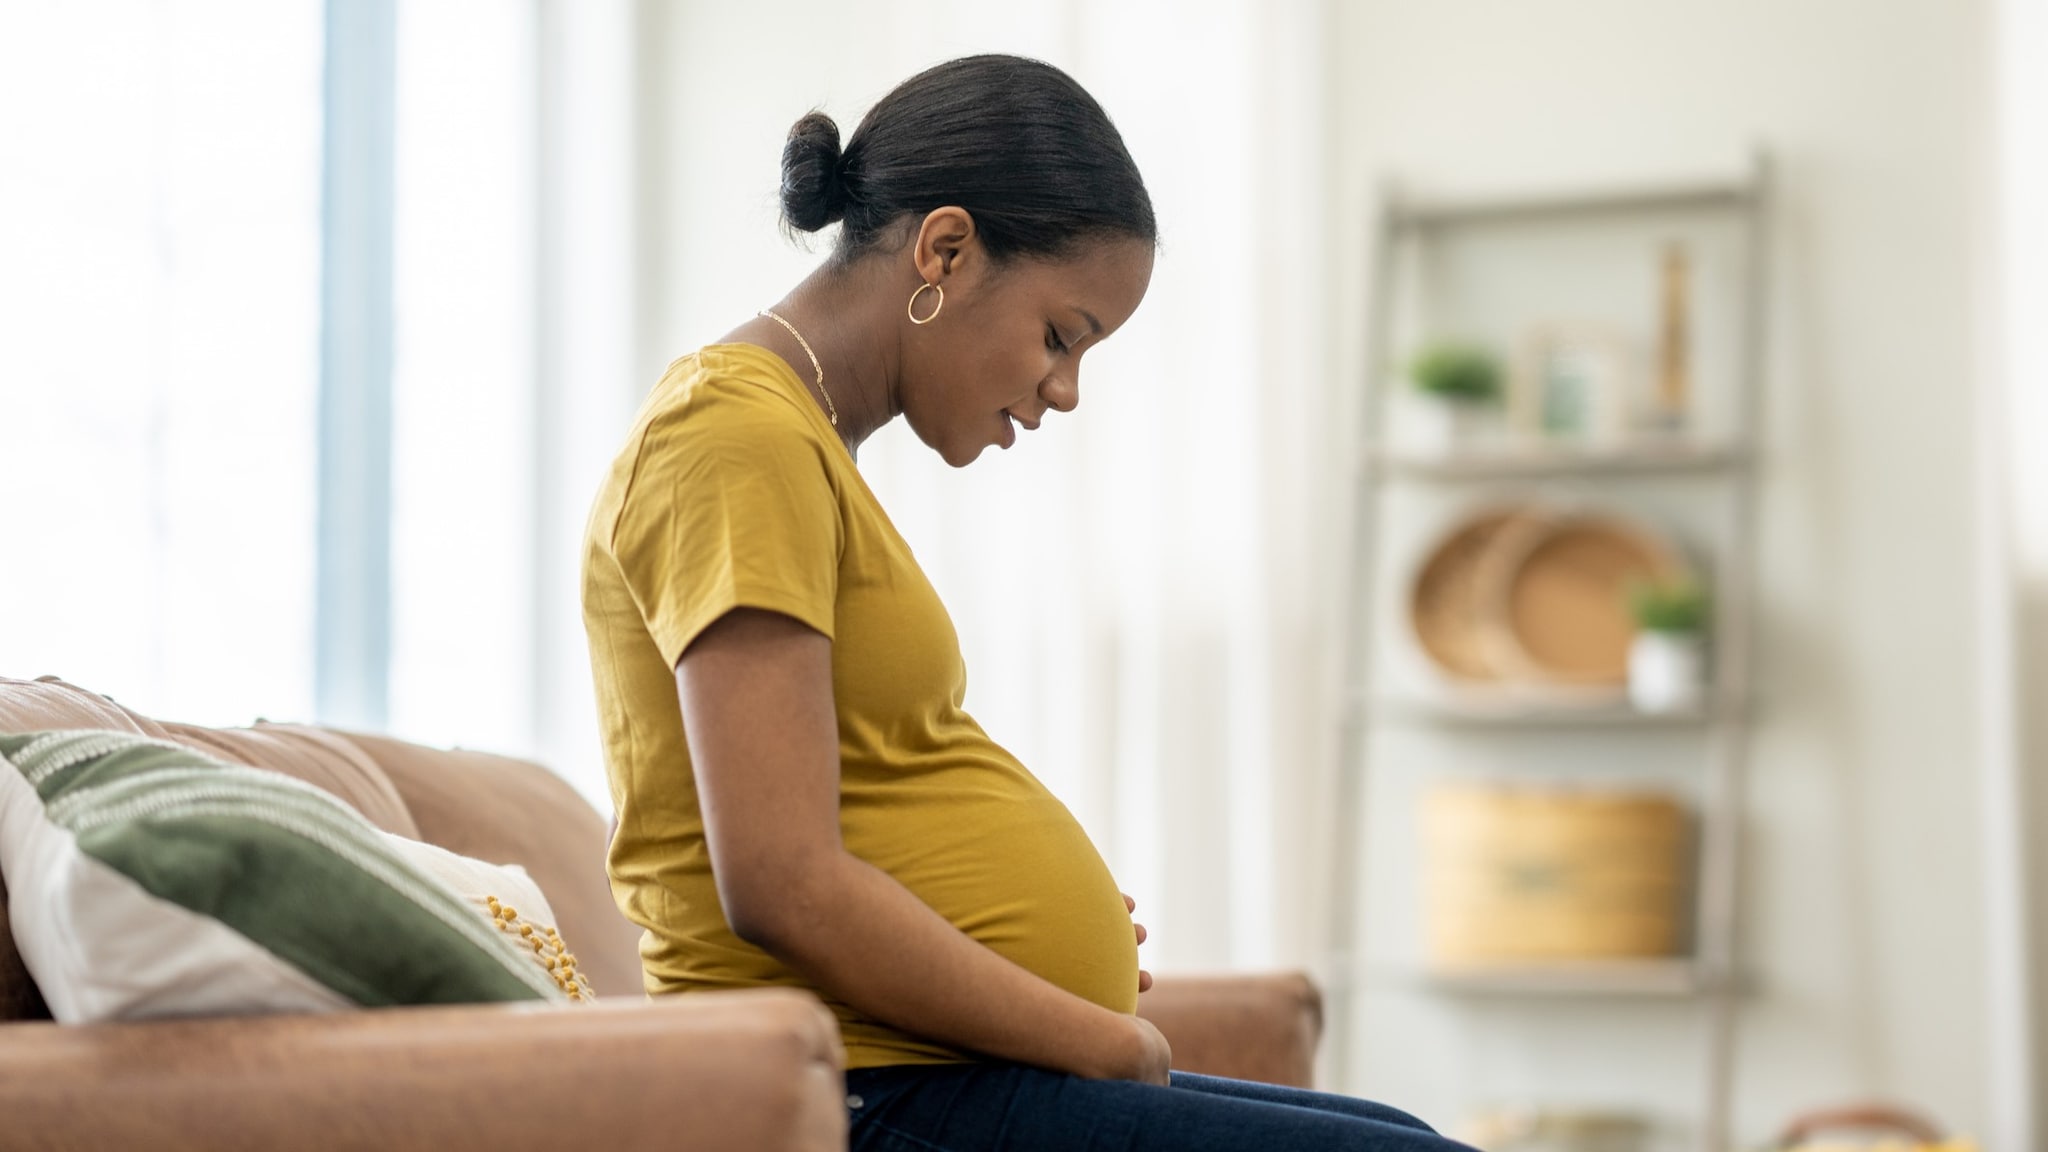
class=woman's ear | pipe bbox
[913,206,979,283]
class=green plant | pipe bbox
[1626,577,1710,634]
[1406,340,1503,404]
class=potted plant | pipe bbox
[1625,577,1709,713]
[1404,339,1503,450]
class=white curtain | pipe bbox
[644,0,1334,973]
[381,0,642,807]
[386,0,539,752]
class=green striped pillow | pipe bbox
[0,729,563,1021]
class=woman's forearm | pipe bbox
[743,849,1144,1079]
[674,610,1157,1080]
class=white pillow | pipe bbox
[381,833,597,1002]
[0,730,562,1022]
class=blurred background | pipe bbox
[1,1,2043,1149]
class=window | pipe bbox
[0,1,552,773]
[0,2,324,727]
[386,0,541,753]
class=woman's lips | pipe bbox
[998,411,1017,449]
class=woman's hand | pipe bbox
[1122,1014,1172,1086]
[1123,893,1152,994]
[1077,1008,1171,1084]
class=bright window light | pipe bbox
[386,0,539,756]
[0,2,323,727]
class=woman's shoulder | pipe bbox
[655,342,813,416]
[614,342,841,486]
[635,342,835,447]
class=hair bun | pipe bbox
[780,110,846,233]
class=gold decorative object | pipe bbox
[486,895,593,1002]
[1655,242,1691,430]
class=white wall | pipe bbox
[1998,0,2048,1144]
[629,0,2006,1142]
[1328,0,1998,1143]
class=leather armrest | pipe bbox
[1137,970,1324,1089]
[0,990,845,1152]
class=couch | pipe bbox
[0,675,1324,1151]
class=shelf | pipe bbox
[1357,692,1735,729]
[1333,159,1770,1146]
[1367,440,1748,482]
[1420,958,1725,998]
[1391,176,1751,231]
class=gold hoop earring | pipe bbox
[908,281,944,325]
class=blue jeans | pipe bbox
[844,1063,1473,1152]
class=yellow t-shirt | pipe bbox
[581,343,1139,1068]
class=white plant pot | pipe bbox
[1407,395,1494,453]
[1628,630,1706,713]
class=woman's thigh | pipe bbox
[845,1064,1468,1152]
[1166,1070,1438,1133]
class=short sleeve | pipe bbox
[609,394,843,668]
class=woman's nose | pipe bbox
[1042,371,1079,414]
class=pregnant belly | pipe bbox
[839,767,1140,1016]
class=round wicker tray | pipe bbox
[1476,511,1688,686]
[1407,507,1535,682]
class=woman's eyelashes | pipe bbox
[1046,325,1069,355]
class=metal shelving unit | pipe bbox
[1327,154,1771,1152]
[1358,692,1738,730]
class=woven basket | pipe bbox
[1423,783,1689,964]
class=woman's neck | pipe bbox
[760,259,905,457]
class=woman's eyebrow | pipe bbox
[1075,309,1103,336]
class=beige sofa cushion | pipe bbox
[0,676,154,736]
[165,721,422,840]
[0,678,419,839]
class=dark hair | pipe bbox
[779,54,1156,265]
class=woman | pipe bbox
[582,54,1465,1151]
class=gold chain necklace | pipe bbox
[757,308,838,427]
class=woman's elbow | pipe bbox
[716,850,836,950]
[723,894,790,951]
